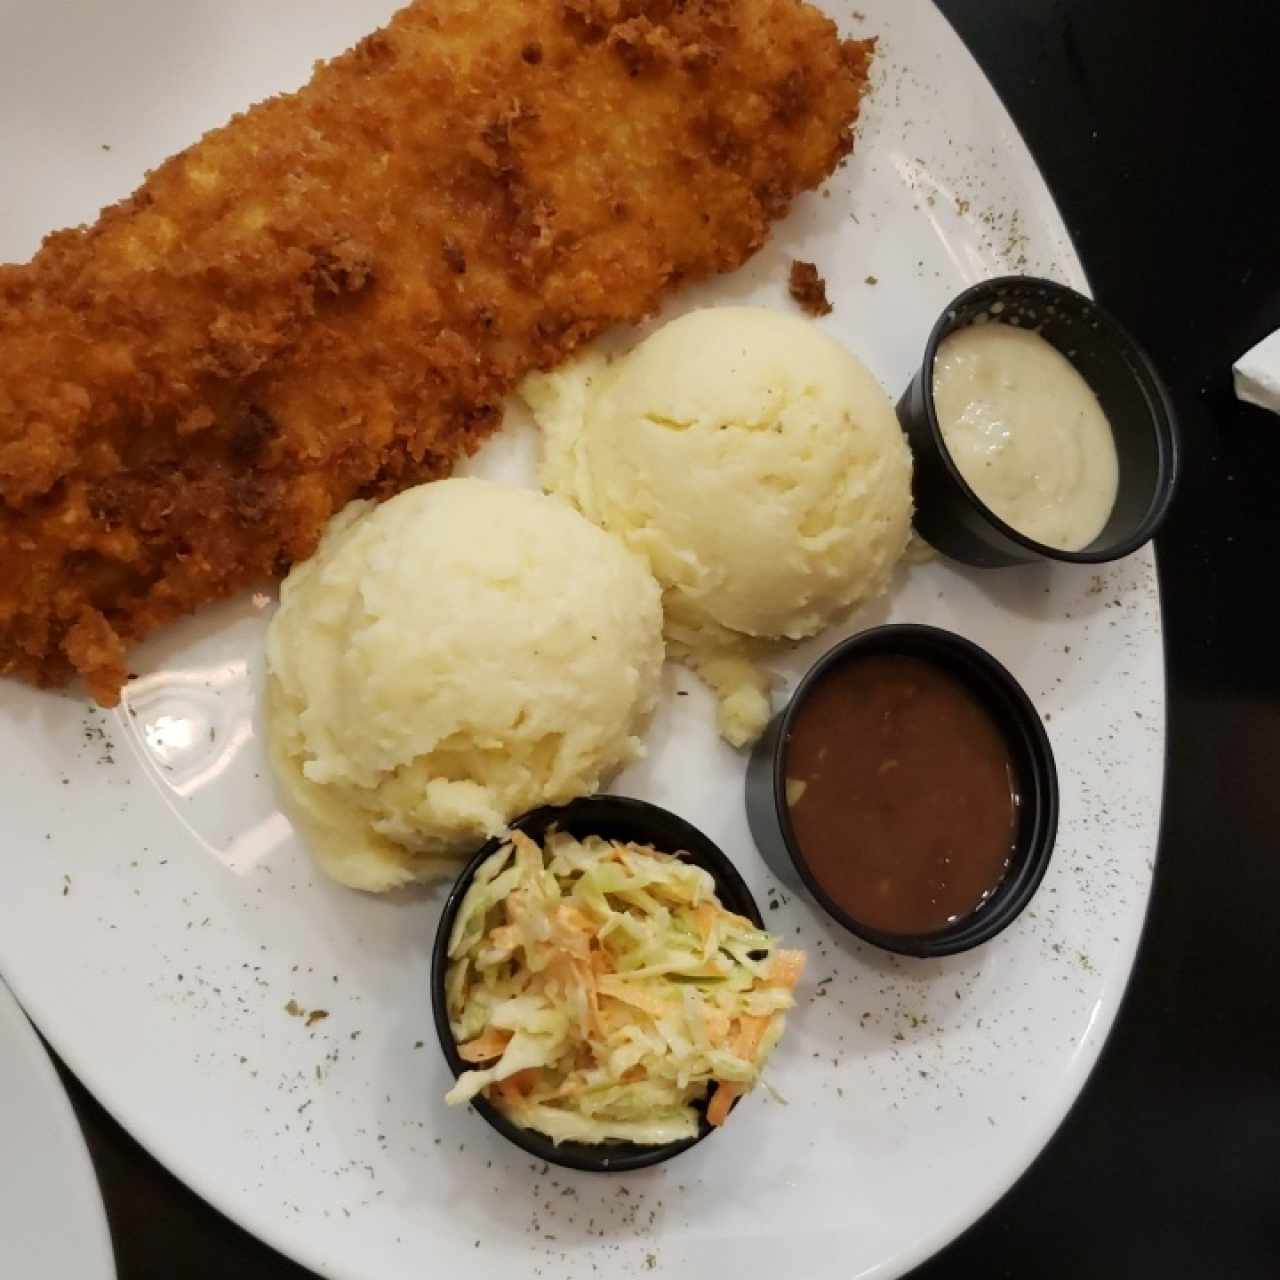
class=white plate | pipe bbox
[0,980,116,1280]
[0,3,1163,1278]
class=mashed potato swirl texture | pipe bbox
[266,478,664,891]
[524,307,913,745]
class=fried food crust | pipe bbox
[0,0,872,704]
[788,259,834,316]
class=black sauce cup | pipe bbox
[746,625,1058,958]
[896,275,1181,567]
[430,794,765,1173]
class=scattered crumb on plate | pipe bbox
[789,260,833,316]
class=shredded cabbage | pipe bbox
[444,829,804,1145]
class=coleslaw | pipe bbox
[444,829,804,1145]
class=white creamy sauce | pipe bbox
[932,323,1119,551]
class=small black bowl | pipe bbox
[430,794,764,1173]
[896,275,1180,567]
[746,625,1058,958]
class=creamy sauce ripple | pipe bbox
[932,324,1119,551]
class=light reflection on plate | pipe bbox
[118,594,282,874]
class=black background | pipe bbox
[39,1,1280,1276]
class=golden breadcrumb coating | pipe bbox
[0,0,872,704]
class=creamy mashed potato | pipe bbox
[266,479,664,892]
[522,307,913,746]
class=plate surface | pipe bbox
[0,3,1163,1278]
[0,980,116,1280]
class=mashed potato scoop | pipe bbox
[523,307,913,746]
[266,479,664,891]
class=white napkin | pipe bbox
[1233,329,1280,415]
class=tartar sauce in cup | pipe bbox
[932,322,1119,551]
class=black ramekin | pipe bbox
[746,625,1058,958]
[431,795,764,1173]
[896,275,1180,567]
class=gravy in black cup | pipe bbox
[746,625,1058,958]
[785,653,1018,936]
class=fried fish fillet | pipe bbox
[0,0,872,705]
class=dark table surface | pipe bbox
[38,1,1280,1276]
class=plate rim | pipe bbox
[0,978,118,1280]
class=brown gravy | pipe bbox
[785,654,1017,935]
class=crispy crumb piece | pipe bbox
[788,259,833,316]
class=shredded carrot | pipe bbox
[458,1027,512,1063]
[694,901,717,946]
[598,975,669,1017]
[770,949,806,989]
[495,1081,522,1109]
[494,1068,539,1108]
[557,904,595,935]
[546,951,581,994]
[705,1017,769,1126]
[706,1082,742,1127]
[485,924,520,951]
[570,956,601,1036]
[732,1014,769,1060]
